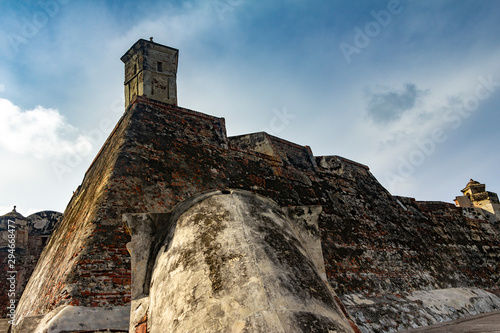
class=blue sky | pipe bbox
[1,0,499,215]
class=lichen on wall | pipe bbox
[127,190,355,333]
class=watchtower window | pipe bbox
[157,62,163,72]
[133,64,137,74]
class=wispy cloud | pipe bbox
[365,83,427,123]
[0,98,92,159]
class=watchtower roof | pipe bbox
[120,38,179,63]
[461,179,485,194]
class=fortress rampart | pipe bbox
[1,39,498,333]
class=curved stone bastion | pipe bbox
[124,189,355,333]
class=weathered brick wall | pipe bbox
[15,108,135,319]
[116,101,499,297]
[415,200,499,289]
[14,97,499,330]
[316,160,499,295]
[15,98,231,320]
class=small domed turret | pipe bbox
[1,205,25,219]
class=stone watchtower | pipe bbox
[461,179,486,199]
[121,38,179,108]
[455,179,500,221]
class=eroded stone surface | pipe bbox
[342,288,500,333]
[143,190,353,332]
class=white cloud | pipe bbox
[0,98,93,159]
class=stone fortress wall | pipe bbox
[2,39,498,333]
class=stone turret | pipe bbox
[121,38,179,108]
[461,179,486,199]
[455,179,500,221]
